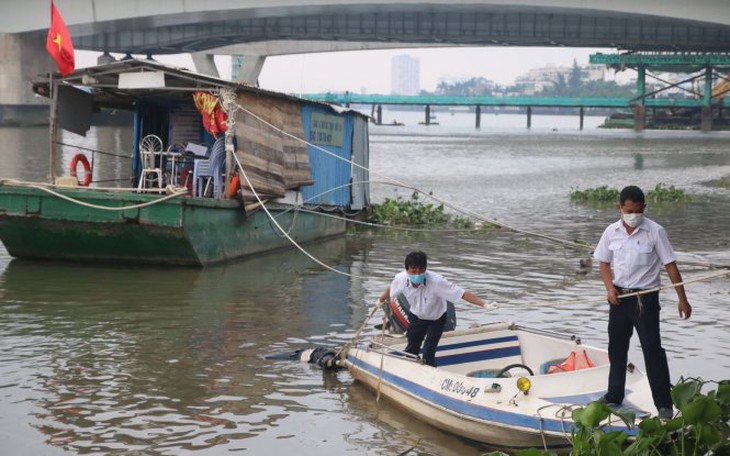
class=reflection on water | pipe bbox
[1,119,730,454]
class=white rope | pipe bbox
[231,152,374,279]
[220,96,730,287]
[335,304,381,362]
[227,99,593,251]
[493,269,730,309]
[1,179,187,211]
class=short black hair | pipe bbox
[619,185,645,205]
[404,251,427,270]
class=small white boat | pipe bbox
[343,322,655,453]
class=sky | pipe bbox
[77,46,633,95]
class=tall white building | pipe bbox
[391,55,420,95]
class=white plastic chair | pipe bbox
[137,134,164,191]
[193,137,226,198]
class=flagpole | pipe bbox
[48,72,58,183]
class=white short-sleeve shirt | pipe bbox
[389,270,465,321]
[593,217,677,289]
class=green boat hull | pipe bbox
[0,186,345,266]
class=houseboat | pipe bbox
[0,59,370,266]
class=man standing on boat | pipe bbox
[378,251,486,367]
[593,185,692,420]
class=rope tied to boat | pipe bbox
[492,269,730,309]
[0,179,188,211]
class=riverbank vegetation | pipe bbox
[486,377,730,456]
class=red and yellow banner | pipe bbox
[46,1,75,76]
[193,91,228,138]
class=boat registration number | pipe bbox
[441,378,479,398]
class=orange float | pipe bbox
[228,174,240,198]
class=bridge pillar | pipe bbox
[633,105,646,131]
[634,66,646,132]
[701,66,713,132]
[475,105,481,128]
[526,106,532,129]
[191,52,220,78]
[97,52,116,65]
[579,107,584,130]
[0,33,55,125]
[231,54,267,85]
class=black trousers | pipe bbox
[405,312,447,367]
[605,291,673,409]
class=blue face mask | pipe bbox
[409,273,426,285]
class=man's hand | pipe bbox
[678,300,692,320]
[606,287,621,305]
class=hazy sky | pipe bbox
[78,46,632,94]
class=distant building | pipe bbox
[515,64,607,94]
[391,55,420,95]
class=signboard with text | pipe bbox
[309,112,345,147]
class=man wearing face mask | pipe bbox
[377,251,486,367]
[593,185,692,420]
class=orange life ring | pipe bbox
[229,174,240,198]
[70,153,92,186]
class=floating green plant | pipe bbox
[646,183,688,203]
[570,184,688,204]
[569,186,620,202]
[369,191,473,227]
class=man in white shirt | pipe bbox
[378,251,486,367]
[593,186,692,420]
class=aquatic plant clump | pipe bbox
[369,191,473,227]
[570,184,688,204]
[569,186,620,202]
[646,183,688,202]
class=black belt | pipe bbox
[614,285,655,294]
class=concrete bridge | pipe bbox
[2,0,730,118]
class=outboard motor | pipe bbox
[382,293,456,334]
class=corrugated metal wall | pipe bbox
[300,105,354,207]
[350,116,370,211]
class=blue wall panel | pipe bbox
[300,105,354,207]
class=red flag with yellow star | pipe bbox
[46,1,75,76]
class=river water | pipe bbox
[1,112,729,455]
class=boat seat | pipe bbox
[435,331,524,375]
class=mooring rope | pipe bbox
[220,92,730,270]
[0,179,187,211]
[491,269,730,309]
[334,303,382,363]
[225,95,591,252]
[231,151,379,279]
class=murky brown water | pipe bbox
[1,115,729,454]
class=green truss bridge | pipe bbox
[303,53,730,131]
[300,93,709,130]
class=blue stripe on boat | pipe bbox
[436,335,519,352]
[436,346,522,366]
[347,354,637,438]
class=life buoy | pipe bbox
[70,153,92,186]
[229,174,240,198]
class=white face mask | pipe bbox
[622,213,644,228]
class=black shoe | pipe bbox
[597,395,622,410]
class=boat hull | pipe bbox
[345,324,654,453]
[0,185,345,266]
